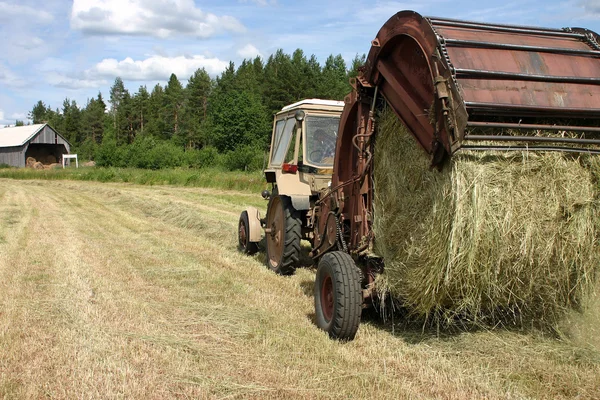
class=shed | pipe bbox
[0,124,71,167]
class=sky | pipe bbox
[0,0,599,126]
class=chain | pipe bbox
[336,219,348,253]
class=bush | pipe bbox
[94,140,119,167]
[75,137,99,161]
[146,142,185,169]
[184,146,223,169]
[223,145,266,171]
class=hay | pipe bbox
[373,110,600,328]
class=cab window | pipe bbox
[305,115,339,167]
[270,118,295,166]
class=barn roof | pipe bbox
[0,124,61,147]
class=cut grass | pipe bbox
[0,178,598,399]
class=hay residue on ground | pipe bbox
[373,109,600,329]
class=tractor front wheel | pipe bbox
[238,210,259,255]
[314,251,362,340]
[265,195,301,275]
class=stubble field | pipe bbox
[1,178,599,399]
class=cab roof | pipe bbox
[278,99,345,115]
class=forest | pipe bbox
[25,50,364,171]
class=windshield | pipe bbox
[305,115,339,167]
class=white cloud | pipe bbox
[0,63,27,87]
[0,2,53,23]
[580,0,600,13]
[10,112,27,120]
[355,3,428,24]
[71,0,246,38]
[12,36,45,51]
[239,0,277,5]
[45,72,108,90]
[0,110,4,121]
[88,55,229,81]
[237,44,262,59]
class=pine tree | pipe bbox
[82,92,106,144]
[62,98,82,145]
[263,49,296,114]
[163,73,184,141]
[318,54,350,100]
[181,68,212,148]
[109,77,129,145]
[145,83,166,139]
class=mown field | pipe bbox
[1,176,599,399]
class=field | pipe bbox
[1,176,599,399]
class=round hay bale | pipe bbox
[32,161,44,170]
[373,109,600,328]
[26,157,36,167]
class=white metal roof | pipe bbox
[280,99,345,112]
[0,124,47,147]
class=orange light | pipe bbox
[282,163,298,174]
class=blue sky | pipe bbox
[0,0,599,126]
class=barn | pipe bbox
[0,124,71,168]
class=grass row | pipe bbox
[0,166,268,193]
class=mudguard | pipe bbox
[245,206,263,243]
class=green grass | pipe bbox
[0,166,268,193]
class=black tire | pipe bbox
[238,211,259,255]
[265,195,301,275]
[314,251,362,340]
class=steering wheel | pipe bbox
[310,149,324,161]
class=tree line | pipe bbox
[28,49,365,170]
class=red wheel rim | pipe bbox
[239,220,248,249]
[320,275,334,322]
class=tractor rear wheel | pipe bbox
[314,251,362,340]
[265,195,301,275]
[238,210,259,255]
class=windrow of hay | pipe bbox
[373,109,600,329]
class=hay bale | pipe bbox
[32,161,44,170]
[373,110,599,328]
[26,157,36,167]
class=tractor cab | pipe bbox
[264,99,344,197]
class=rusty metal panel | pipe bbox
[429,17,600,127]
[459,80,600,111]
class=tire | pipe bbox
[238,211,259,255]
[265,195,301,275]
[314,251,362,340]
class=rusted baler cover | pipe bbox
[324,11,600,257]
[357,10,600,156]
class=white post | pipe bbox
[62,154,79,168]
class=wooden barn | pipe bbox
[0,124,71,167]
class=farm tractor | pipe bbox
[238,11,600,340]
